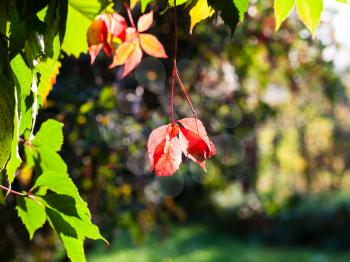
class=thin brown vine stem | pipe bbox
[170,60,176,124]
[0,184,26,197]
[175,70,197,118]
[173,0,178,60]
[124,2,136,29]
[169,0,178,124]
[175,70,200,134]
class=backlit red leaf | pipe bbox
[109,13,127,40]
[177,118,215,171]
[147,124,182,176]
[139,34,168,58]
[154,137,182,176]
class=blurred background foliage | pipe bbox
[2,0,350,261]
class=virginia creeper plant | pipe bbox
[0,0,348,261]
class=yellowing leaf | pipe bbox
[39,61,61,105]
[296,0,323,36]
[189,0,214,33]
[274,0,295,30]
[130,0,138,9]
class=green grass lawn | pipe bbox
[88,224,350,262]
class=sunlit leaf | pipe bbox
[16,197,46,240]
[274,0,295,30]
[189,0,215,34]
[296,0,323,36]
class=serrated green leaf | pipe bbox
[32,119,64,152]
[296,0,323,36]
[11,55,32,98]
[233,0,249,22]
[274,0,295,30]
[39,149,68,173]
[0,75,15,173]
[60,234,86,262]
[32,171,90,218]
[5,88,21,183]
[16,197,46,239]
[62,0,113,57]
[7,54,33,181]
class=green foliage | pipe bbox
[233,0,249,22]
[141,0,156,11]
[32,119,64,152]
[19,119,105,262]
[0,76,15,173]
[295,0,323,36]
[274,0,295,30]
[16,197,46,240]
[62,0,113,57]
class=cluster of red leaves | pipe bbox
[147,118,216,176]
[87,11,167,77]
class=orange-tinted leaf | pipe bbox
[122,42,143,78]
[177,118,215,170]
[109,42,135,68]
[147,124,182,176]
[87,19,105,46]
[125,27,138,42]
[139,33,168,58]
[88,44,102,64]
[137,11,154,32]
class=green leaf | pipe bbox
[296,0,323,36]
[60,235,86,262]
[141,0,155,12]
[0,75,15,173]
[189,0,215,34]
[208,0,240,35]
[32,119,64,152]
[32,171,90,218]
[5,89,21,184]
[274,0,295,30]
[11,55,32,98]
[62,0,113,57]
[7,54,33,180]
[16,197,46,239]
[233,0,249,22]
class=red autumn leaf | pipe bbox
[147,124,182,176]
[177,118,216,171]
[87,13,127,64]
[110,11,167,77]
